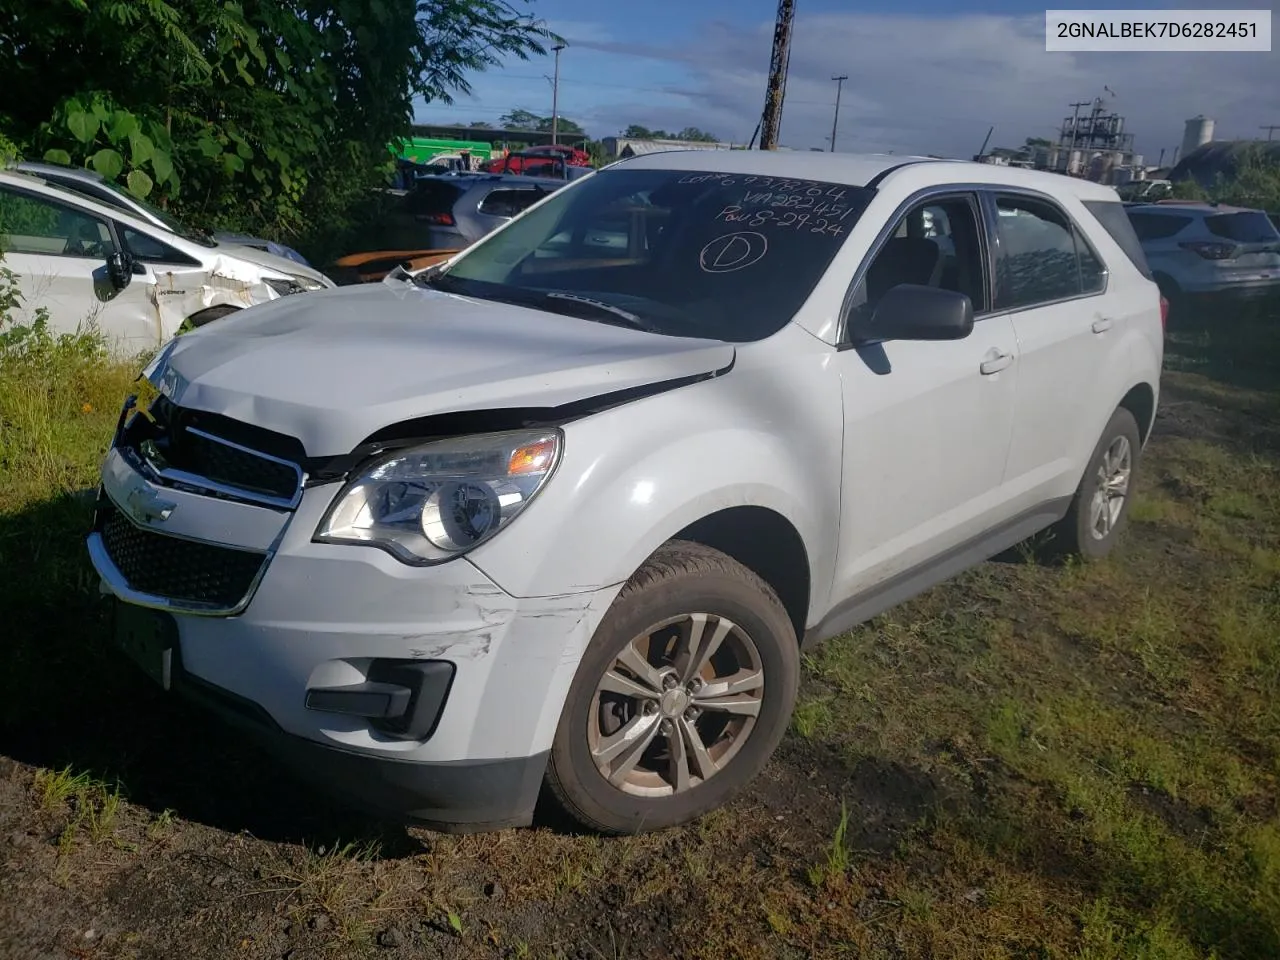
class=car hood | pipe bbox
[212,240,331,286]
[148,281,735,455]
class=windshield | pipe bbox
[425,167,874,341]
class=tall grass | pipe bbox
[0,303,149,727]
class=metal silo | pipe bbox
[1180,116,1214,161]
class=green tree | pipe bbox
[0,0,556,259]
[620,124,716,143]
[498,109,584,136]
[676,126,718,143]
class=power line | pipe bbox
[1260,124,1280,141]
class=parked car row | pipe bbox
[0,165,333,352]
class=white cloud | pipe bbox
[579,8,1280,158]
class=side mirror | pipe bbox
[106,251,135,291]
[857,284,974,343]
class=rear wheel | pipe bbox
[545,541,799,834]
[1051,407,1142,562]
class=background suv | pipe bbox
[1125,200,1280,315]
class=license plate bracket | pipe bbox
[114,601,178,690]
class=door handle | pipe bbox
[979,350,1013,375]
[1091,318,1114,334]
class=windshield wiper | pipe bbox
[543,292,658,332]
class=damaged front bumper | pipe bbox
[87,425,618,831]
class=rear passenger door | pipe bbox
[983,190,1114,514]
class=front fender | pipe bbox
[466,331,844,622]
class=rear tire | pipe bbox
[1051,407,1142,562]
[545,541,799,835]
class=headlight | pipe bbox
[314,429,562,564]
[264,275,325,296]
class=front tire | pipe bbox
[545,541,799,835]
[1052,407,1142,562]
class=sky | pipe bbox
[415,0,1280,163]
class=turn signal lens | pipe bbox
[509,437,558,476]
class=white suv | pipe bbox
[88,152,1164,835]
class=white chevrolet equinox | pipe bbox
[88,152,1165,835]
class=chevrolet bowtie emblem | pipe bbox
[125,486,176,524]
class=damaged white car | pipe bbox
[0,169,332,353]
[88,151,1163,835]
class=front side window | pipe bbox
[993,195,1103,310]
[427,168,874,342]
[121,224,199,265]
[848,194,988,330]
[0,187,113,258]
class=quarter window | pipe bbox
[992,195,1105,310]
[0,187,113,258]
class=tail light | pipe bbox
[1178,240,1236,260]
[414,212,455,226]
[1158,295,1169,332]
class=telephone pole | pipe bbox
[551,43,566,144]
[829,74,848,151]
[1260,124,1280,141]
[758,0,795,150]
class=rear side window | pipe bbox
[993,195,1100,309]
[1205,211,1280,243]
[1125,211,1192,241]
[478,188,545,218]
[1083,199,1155,280]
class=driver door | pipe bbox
[830,191,1021,603]
[0,184,157,351]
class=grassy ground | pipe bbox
[1,304,1277,959]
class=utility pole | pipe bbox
[1157,147,1165,168]
[758,0,795,150]
[829,74,848,151]
[1260,125,1280,141]
[550,43,566,145]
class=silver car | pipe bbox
[384,174,569,249]
[1125,201,1280,310]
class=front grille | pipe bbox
[176,430,300,501]
[125,395,305,505]
[100,503,267,609]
